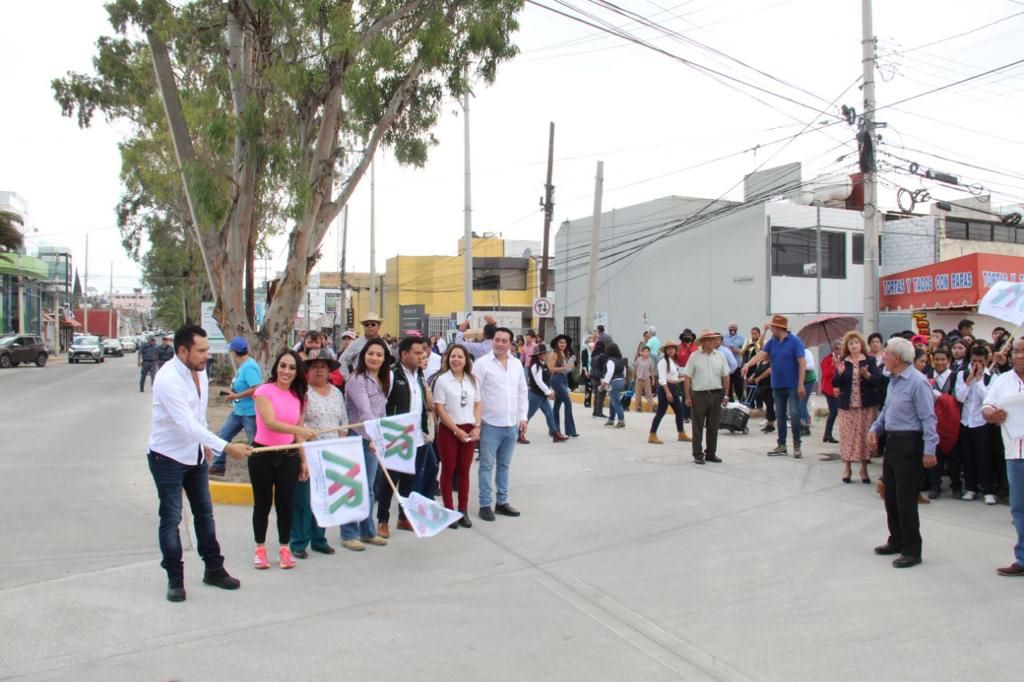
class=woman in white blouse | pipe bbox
[648,339,690,444]
[433,344,481,527]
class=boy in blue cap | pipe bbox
[209,336,262,475]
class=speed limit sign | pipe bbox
[532,297,553,319]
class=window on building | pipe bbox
[771,226,846,279]
[472,257,528,290]
[852,234,883,266]
[945,219,968,240]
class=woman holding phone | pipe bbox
[433,344,481,527]
[251,349,317,570]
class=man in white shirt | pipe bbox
[982,338,1024,576]
[957,344,996,504]
[473,326,529,521]
[148,325,252,602]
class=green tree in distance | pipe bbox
[54,0,521,362]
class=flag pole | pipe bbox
[247,422,366,454]
[367,445,403,501]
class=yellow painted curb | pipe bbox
[210,480,253,506]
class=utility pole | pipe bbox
[539,122,555,339]
[108,260,113,339]
[584,161,604,334]
[861,0,880,333]
[83,233,89,335]
[369,159,377,314]
[340,205,348,328]
[462,81,474,317]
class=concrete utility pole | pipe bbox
[369,159,377,314]
[462,83,474,316]
[108,260,113,339]
[84,233,89,334]
[861,0,880,333]
[340,205,348,325]
[540,122,555,338]
[584,161,604,333]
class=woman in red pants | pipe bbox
[432,344,481,528]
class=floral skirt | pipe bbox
[838,406,878,462]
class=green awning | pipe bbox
[0,254,50,279]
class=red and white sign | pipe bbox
[879,253,1024,312]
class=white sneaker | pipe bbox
[962,491,977,501]
[984,494,997,505]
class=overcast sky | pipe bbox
[2,0,1022,293]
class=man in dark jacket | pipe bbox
[138,336,159,392]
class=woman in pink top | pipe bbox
[251,349,317,570]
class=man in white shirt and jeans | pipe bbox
[474,326,529,521]
[983,338,1024,576]
[148,325,252,602]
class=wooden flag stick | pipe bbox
[247,421,367,454]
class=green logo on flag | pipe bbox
[322,450,364,512]
[381,418,415,460]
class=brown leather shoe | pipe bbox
[678,431,692,442]
[376,522,390,539]
[397,518,414,532]
[552,433,569,443]
[517,435,530,444]
[648,433,663,444]
[997,562,1024,576]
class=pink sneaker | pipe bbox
[253,545,269,570]
[278,546,295,569]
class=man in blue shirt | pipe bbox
[209,336,262,476]
[742,315,806,458]
[722,322,745,402]
[868,336,938,569]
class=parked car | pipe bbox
[118,336,137,352]
[70,336,104,364]
[102,338,124,357]
[0,334,49,368]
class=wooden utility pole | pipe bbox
[539,122,555,338]
[584,161,604,334]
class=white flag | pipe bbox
[304,436,370,527]
[362,412,419,474]
[979,280,1024,327]
[398,492,463,538]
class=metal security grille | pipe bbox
[562,316,581,346]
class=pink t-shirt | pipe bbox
[254,383,302,446]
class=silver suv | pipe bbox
[70,336,104,364]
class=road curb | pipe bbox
[209,480,253,505]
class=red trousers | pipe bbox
[436,423,476,512]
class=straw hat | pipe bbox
[361,312,383,324]
[697,328,722,341]
[661,338,680,350]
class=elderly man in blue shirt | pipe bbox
[868,336,938,569]
[722,322,745,401]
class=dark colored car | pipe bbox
[0,334,49,368]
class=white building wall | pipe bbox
[881,216,937,276]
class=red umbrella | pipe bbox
[797,314,859,347]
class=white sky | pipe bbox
[1,0,1022,293]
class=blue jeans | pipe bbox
[550,373,578,436]
[147,451,223,580]
[340,439,380,541]
[290,479,329,552]
[824,394,839,440]
[528,391,559,435]
[479,423,517,507]
[772,387,802,447]
[211,412,257,469]
[608,378,625,423]
[799,381,814,423]
[1009,460,1024,565]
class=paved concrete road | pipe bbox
[1,361,1022,681]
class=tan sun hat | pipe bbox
[698,328,722,341]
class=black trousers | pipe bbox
[928,440,962,493]
[728,369,744,402]
[757,383,775,422]
[962,424,995,495]
[691,389,723,458]
[651,383,684,434]
[883,431,924,558]
[591,376,607,416]
[248,449,300,545]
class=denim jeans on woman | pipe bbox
[607,378,626,423]
[528,391,560,435]
[550,373,578,436]
[772,387,802,447]
[340,438,379,541]
[211,412,257,469]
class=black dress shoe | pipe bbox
[311,544,336,555]
[167,582,186,602]
[448,521,459,529]
[479,506,496,521]
[292,548,309,559]
[892,555,922,568]
[693,456,705,465]
[494,503,520,517]
[874,543,901,556]
[704,454,722,463]
[458,515,473,528]
[202,569,241,590]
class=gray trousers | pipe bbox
[691,389,724,458]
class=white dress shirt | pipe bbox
[983,370,1024,459]
[402,364,425,448]
[955,368,991,428]
[656,357,680,387]
[433,370,480,425]
[473,351,529,426]
[148,356,228,464]
[931,368,953,399]
[426,351,442,378]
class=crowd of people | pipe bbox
[146,311,1024,602]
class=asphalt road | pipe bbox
[1,358,1022,681]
